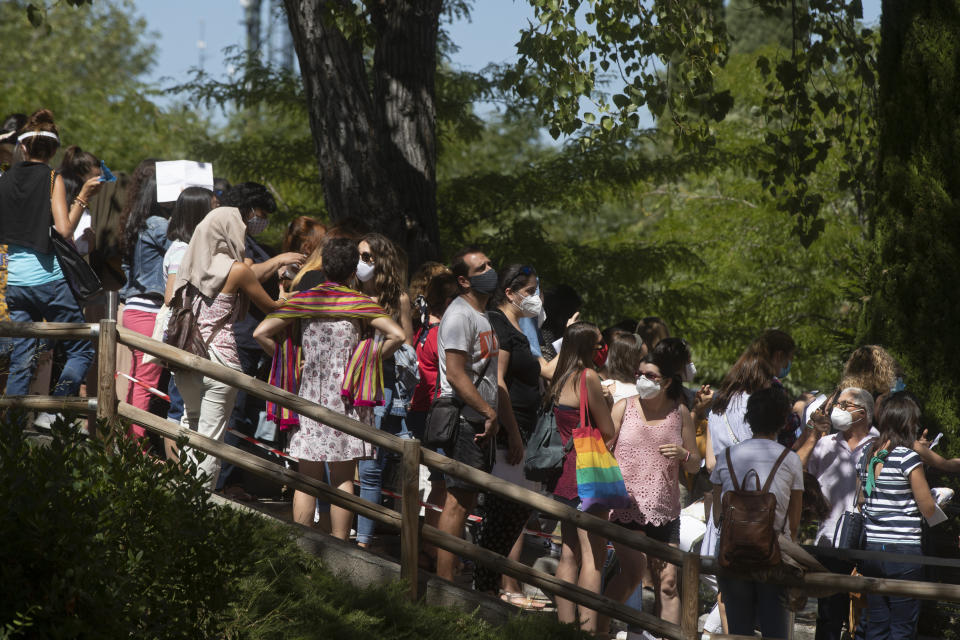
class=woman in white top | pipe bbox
[599,330,645,405]
[710,386,804,640]
[707,329,795,469]
[160,187,214,459]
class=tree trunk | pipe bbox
[859,0,960,452]
[282,0,442,267]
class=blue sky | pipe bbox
[135,0,882,116]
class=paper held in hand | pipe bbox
[156,160,214,203]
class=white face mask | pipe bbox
[356,259,375,282]
[830,407,855,432]
[683,362,697,382]
[513,292,542,318]
[635,375,661,399]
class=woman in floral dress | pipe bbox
[254,238,405,540]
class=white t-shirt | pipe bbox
[436,295,499,422]
[711,438,804,539]
[709,391,752,456]
[807,428,879,546]
[162,239,189,281]
[603,379,639,405]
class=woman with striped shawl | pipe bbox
[254,238,405,539]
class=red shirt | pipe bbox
[410,324,439,412]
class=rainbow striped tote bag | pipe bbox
[573,371,631,511]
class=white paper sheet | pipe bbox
[72,211,92,255]
[803,393,828,424]
[551,337,563,354]
[155,160,213,203]
[926,505,948,527]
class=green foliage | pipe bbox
[3,0,209,174]
[506,0,731,149]
[226,524,591,640]
[726,0,794,55]
[859,1,960,459]
[0,414,592,640]
[0,415,258,637]
[751,0,878,245]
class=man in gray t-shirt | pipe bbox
[435,247,501,581]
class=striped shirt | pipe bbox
[857,446,923,546]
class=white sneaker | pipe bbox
[33,412,56,430]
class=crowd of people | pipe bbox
[1,109,955,640]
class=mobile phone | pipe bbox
[99,160,116,182]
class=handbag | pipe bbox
[141,303,171,365]
[48,170,103,304]
[833,474,866,551]
[163,284,229,360]
[572,371,631,511]
[423,355,492,448]
[523,402,571,481]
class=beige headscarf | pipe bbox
[173,206,247,300]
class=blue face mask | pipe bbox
[778,360,792,379]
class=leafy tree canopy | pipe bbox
[1,0,208,173]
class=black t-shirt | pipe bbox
[488,309,541,438]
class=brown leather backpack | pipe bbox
[717,445,792,569]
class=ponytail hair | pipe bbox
[19,109,59,162]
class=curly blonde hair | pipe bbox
[839,345,897,397]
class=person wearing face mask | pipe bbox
[434,246,501,582]
[354,232,415,549]
[806,387,878,640]
[474,264,549,605]
[598,345,700,635]
[212,183,305,498]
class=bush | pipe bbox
[0,415,258,638]
[0,416,591,640]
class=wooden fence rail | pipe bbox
[4,319,960,640]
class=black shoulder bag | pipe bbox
[49,171,103,304]
[423,355,493,448]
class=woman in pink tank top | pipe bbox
[601,345,701,631]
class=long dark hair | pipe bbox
[166,187,214,243]
[712,329,795,415]
[870,391,921,457]
[546,321,600,405]
[58,145,99,203]
[119,159,162,258]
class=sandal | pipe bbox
[499,591,547,610]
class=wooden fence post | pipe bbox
[680,553,701,640]
[96,318,117,427]
[400,438,422,601]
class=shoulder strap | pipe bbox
[579,370,592,429]
[761,446,793,493]
[723,411,741,445]
[725,447,741,492]
[435,347,494,402]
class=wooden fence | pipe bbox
[3,318,960,640]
